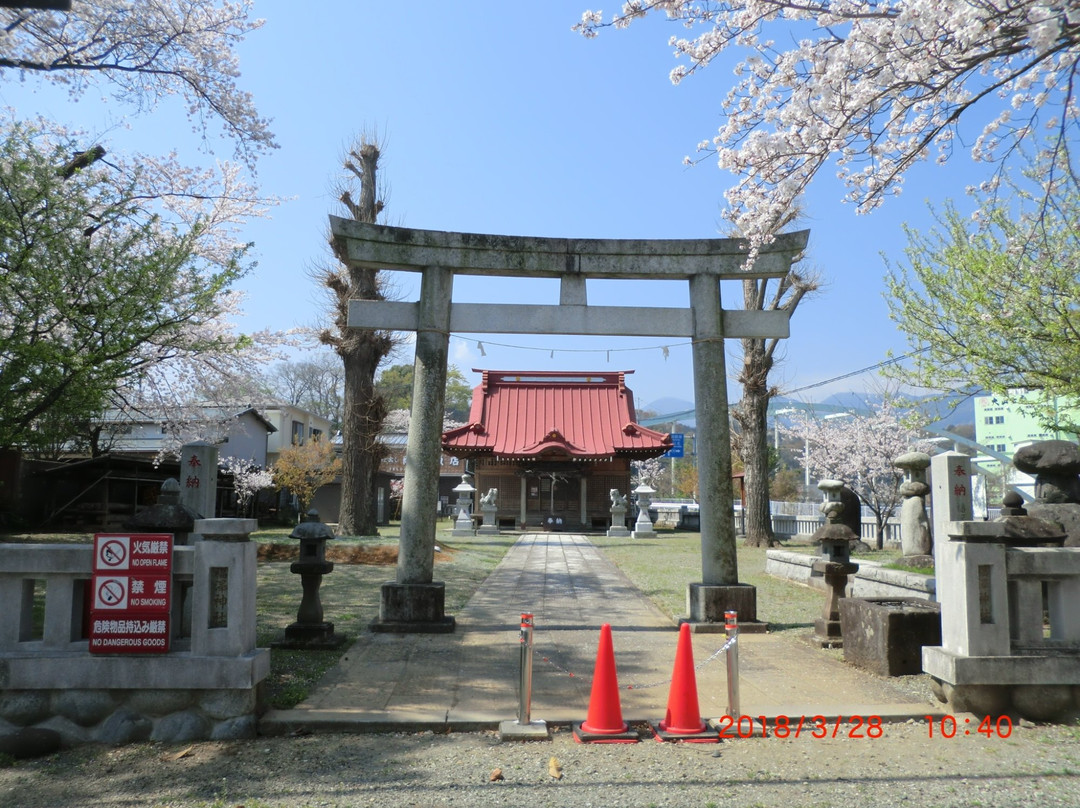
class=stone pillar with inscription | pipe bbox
[931,453,972,567]
[179,442,219,521]
[929,453,976,659]
[190,516,258,657]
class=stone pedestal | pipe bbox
[280,617,341,649]
[477,503,500,535]
[631,486,657,539]
[922,493,1080,721]
[607,504,630,538]
[452,507,474,537]
[684,583,766,633]
[371,581,456,633]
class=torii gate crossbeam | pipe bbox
[334,218,809,633]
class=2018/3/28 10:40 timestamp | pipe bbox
[925,715,1013,738]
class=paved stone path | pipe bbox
[261,533,942,735]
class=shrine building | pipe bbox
[441,370,671,530]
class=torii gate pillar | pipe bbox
[686,273,757,632]
[373,265,456,632]
[334,219,808,633]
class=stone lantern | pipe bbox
[810,479,860,648]
[452,474,476,537]
[273,509,344,650]
[632,483,657,539]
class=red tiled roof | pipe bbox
[442,370,672,460]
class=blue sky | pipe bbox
[0,1,1001,411]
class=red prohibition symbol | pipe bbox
[100,539,127,567]
[97,579,125,607]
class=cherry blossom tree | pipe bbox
[577,1,1080,247]
[222,455,274,517]
[785,401,932,548]
[632,457,666,489]
[0,118,280,455]
[0,0,275,165]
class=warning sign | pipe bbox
[91,534,172,654]
[88,615,170,653]
[93,575,170,612]
[93,534,172,573]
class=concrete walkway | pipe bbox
[261,533,943,735]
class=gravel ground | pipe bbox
[4,715,1080,808]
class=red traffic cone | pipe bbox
[650,623,719,742]
[573,624,639,743]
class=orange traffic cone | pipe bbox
[650,623,719,742]
[573,624,639,743]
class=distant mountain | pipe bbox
[637,391,975,432]
[641,397,695,417]
[639,397,696,429]
[810,391,977,430]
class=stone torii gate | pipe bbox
[333,218,808,633]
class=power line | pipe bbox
[785,349,928,396]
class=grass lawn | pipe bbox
[590,531,833,632]
[255,523,517,708]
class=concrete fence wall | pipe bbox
[0,540,269,746]
[735,507,902,547]
[764,550,936,602]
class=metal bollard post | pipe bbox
[499,612,549,740]
[518,612,535,725]
[725,610,740,720]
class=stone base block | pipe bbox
[477,526,501,535]
[811,618,844,648]
[272,621,346,650]
[924,645,1080,721]
[839,598,941,676]
[499,719,550,741]
[0,684,264,747]
[684,583,764,633]
[631,529,657,539]
[370,581,456,634]
[606,528,631,538]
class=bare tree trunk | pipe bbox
[337,329,389,535]
[321,139,393,537]
[729,227,817,548]
[734,334,776,548]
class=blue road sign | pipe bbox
[664,433,685,458]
